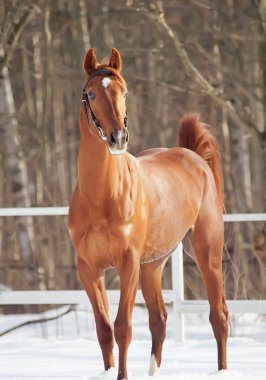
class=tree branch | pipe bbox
[0,2,38,76]
[141,1,259,135]
[0,305,75,337]
[127,74,196,93]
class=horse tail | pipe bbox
[178,113,223,208]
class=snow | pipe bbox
[0,304,266,380]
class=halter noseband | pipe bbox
[82,68,128,141]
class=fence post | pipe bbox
[171,242,184,342]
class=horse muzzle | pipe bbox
[108,130,129,155]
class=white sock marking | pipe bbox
[148,354,159,376]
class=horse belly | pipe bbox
[141,225,186,263]
[141,196,198,263]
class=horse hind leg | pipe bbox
[140,258,168,376]
[190,217,228,370]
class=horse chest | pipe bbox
[76,222,136,268]
[88,186,136,222]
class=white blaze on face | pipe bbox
[102,77,111,88]
[117,130,123,145]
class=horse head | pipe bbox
[82,48,129,155]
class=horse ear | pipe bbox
[109,48,122,72]
[83,48,97,76]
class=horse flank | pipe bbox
[178,113,223,209]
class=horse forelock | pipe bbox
[90,64,126,86]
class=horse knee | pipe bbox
[114,319,132,346]
[209,307,228,341]
[97,319,114,346]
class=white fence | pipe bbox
[0,208,265,342]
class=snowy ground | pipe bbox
[0,304,266,380]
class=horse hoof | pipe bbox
[148,354,159,376]
[93,367,116,379]
[103,367,116,379]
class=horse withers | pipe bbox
[68,47,228,380]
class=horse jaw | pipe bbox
[107,146,127,155]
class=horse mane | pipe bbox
[178,113,224,209]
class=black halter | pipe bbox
[82,68,128,141]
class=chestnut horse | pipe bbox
[68,48,228,380]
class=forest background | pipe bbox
[0,0,265,312]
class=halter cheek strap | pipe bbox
[82,68,113,141]
[82,89,107,140]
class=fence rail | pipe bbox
[0,207,265,221]
[1,290,265,312]
[0,208,265,342]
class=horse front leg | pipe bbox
[114,250,140,380]
[77,258,115,371]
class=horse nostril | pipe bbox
[110,131,116,145]
[124,116,128,128]
[126,131,129,142]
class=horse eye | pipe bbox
[89,92,96,100]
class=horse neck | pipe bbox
[78,119,127,203]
